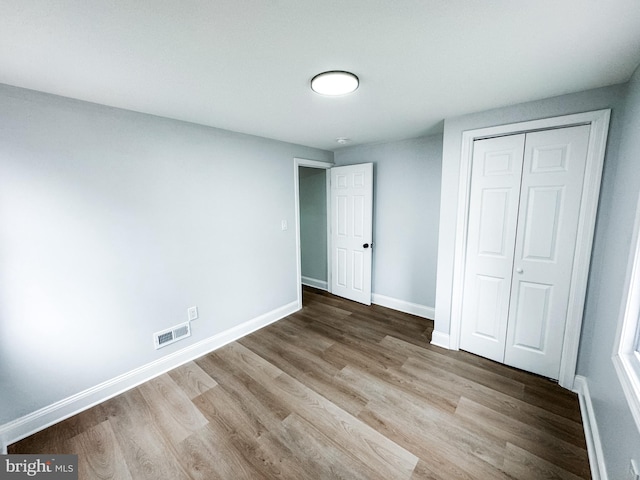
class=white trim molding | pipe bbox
[612,191,640,434]
[371,293,435,319]
[0,301,299,453]
[448,109,610,389]
[301,276,328,291]
[573,375,608,480]
[430,330,451,350]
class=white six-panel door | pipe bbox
[460,125,590,379]
[460,134,526,362]
[330,163,373,305]
[504,125,590,378]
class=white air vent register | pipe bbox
[153,322,191,349]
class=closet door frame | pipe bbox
[449,109,611,389]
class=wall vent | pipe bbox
[154,322,191,350]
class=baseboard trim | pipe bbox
[301,276,328,291]
[573,375,607,480]
[371,293,434,319]
[0,300,299,453]
[430,330,451,350]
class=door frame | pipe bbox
[294,158,333,309]
[448,109,611,389]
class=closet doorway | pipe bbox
[460,125,590,380]
[448,110,610,388]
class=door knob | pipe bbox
[516,268,524,274]
[363,243,369,249]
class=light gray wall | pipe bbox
[435,80,640,478]
[334,135,442,310]
[0,83,332,424]
[299,167,327,284]
[576,65,640,479]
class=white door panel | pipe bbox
[460,134,525,362]
[504,125,590,379]
[520,186,564,261]
[330,163,373,305]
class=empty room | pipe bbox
[1,1,640,479]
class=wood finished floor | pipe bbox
[9,287,591,479]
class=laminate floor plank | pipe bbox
[296,308,389,345]
[523,382,585,424]
[503,442,586,480]
[65,420,133,480]
[348,312,433,347]
[238,331,370,416]
[307,303,430,346]
[168,361,218,399]
[399,357,587,448]
[278,412,384,480]
[177,422,261,480]
[409,459,450,480]
[9,286,591,479]
[175,426,236,480]
[454,396,590,478]
[7,403,107,455]
[194,352,291,429]
[191,385,299,480]
[336,364,459,415]
[320,340,406,376]
[264,372,419,478]
[381,335,527,399]
[364,394,508,473]
[267,315,337,354]
[193,370,285,438]
[137,373,209,445]
[289,308,418,370]
[102,390,191,480]
[241,327,341,379]
[357,406,514,480]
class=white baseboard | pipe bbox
[430,330,451,349]
[371,293,435,319]
[573,375,607,480]
[0,300,299,453]
[301,276,328,291]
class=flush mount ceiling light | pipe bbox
[311,71,359,96]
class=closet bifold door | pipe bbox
[460,125,591,379]
[459,134,525,363]
[504,125,590,379]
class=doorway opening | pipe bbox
[294,158,332,309]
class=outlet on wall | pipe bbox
[188,306,198,321]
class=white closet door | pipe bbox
[459,134,525,362]
[504,125,590,379]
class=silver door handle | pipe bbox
[516,268,524,274]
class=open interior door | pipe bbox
[330,163,373,305]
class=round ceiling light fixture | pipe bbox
[311,71,359,96]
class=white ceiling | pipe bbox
[2,1,640,151]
